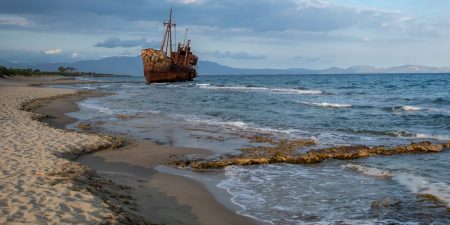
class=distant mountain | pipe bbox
[1,56,450,76]
[198,61,314,75]
[344,65,378,74]
[379,65,450,73]
[316,67,347,74]
[318,65,450,74]
[12,56,144,76]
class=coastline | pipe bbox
[0,76,259,224]
[0,76,154,224]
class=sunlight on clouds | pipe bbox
[43,48,62,55]
[0,15,30,26]
[294,0,330,10]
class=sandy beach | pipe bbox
[0,75,258,225]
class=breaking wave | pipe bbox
[195,83,211,86]
[196,84,322,95]
[79,102,115,115]
[414,133,449,141]
[176,114,300,135]
[384,105,422,112]
[339,128,450,141]
[394,172,450,207]
[342,164,394,177]
[343,164,450,207]
[300,102,352,108]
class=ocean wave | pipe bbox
[80,86,96,90]
[384,105,422,112]
[197,84,322,95]
[391,131,449,141]
[119,84,137,88]
[342,164,394,177]
[98,84,112,88]
[394,172,450,207]
[174,114,300,136]
[414,133,449,141]
[401,106,422,111]
[217,167,274,225]
[181,115,249,129]
[431,97,450,105]
[340,128,449,141]
[300,101,352,108]
[342,163,450,207]
[79,102,115,114]
[343,164,450,207]
[195,83,210,86]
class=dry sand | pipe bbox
[0,76,259,225]
[0,77,118,224]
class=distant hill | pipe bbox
[198,61,314,75]
[2,56,450,76]
[6,56,144,76]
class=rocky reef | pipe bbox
[170,136,450,169]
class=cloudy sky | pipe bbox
[1,0,450,69]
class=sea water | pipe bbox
[67,74,450,224]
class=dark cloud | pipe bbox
[0,0,412,34]
[94,37,159,48]
[207,51,266,60]
[1,0,447,67]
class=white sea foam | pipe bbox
[414,133,450,141]
[219,163,450,225]
[401,106,422,111]
[270,88,322,94]
[79,102,115,115]
[342,164,394,177]
[387,131,449,141]
[301,102,352,108]
[80,86,96,90]
[175,114,249,129]
[390,105,422,112]
[197,85,322,95]
[194,118,249,129]
[343,164,450,207]
[173,113,302,136]
[394,172,450,207]
[119,84,135,88]
[196,83,210,86]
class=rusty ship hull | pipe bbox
[143,67,196,83]
[141,48,197,83]
[141,9,198,83]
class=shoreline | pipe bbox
[1,76,149,224]
[23,76,260,224]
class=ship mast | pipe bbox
[160,8,176,57]
[183,28,188,46]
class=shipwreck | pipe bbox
[141,9,198,83]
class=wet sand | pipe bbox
[26,76,260,225]
[77,140,258,225]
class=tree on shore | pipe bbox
[58,66,67,73]
[58,66,77,73]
